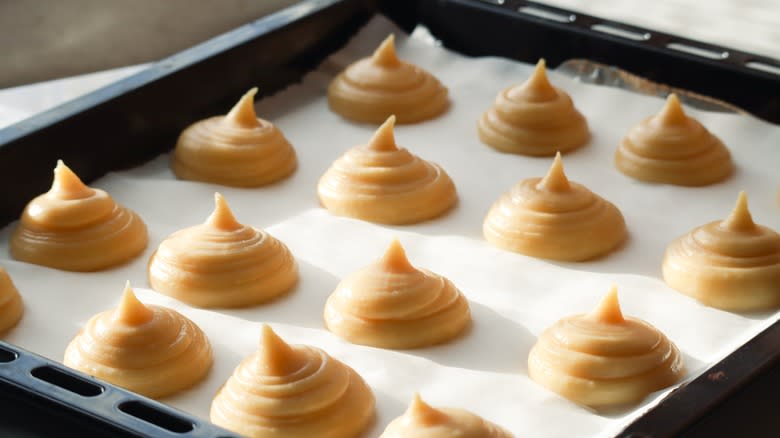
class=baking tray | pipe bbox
[1,0,779,436]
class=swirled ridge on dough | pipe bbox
[0,267,23,335]
[324,239,471,349]
[210,325,375,438]
[663,191,780,311]
[64,283,213,398]
[148,193,298,308]
[11,160,148,271]
[528,287,684,409]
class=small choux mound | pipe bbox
[380,393,513,438]
[528,287,684,409]
[148,193,297,308]
[483,152,627,261]
[478,59,589,156]
[64,283,212,399]
[317,116,457,224]
[210,325,375,438]
[324,239,471,349]
[328,34,449,124]
[663,192,780,311]
[0,268,23,335]
[172,87,297,187]
[615,94,733,186]
[11,161,148,271]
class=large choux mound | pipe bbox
[0,268,23,335]
[528,287,684,409]
[328,34,449,124]
[483,152,627,261]
[317,115,457,225]
[210,325,375,438]
[172,87,297,187]
[663,192,780,311]
[64,283,212,399]
[478,59,589,156]
[324,239,471,349]
[380,393,513,438]
[615,94,733,186]
[148,193,297,308]
[11,161,148,271]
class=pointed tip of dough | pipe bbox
[113,282,154,326]
[536,152,571,192]
[225,87,260,127]
[50,160,94,200]
[257,324,304,376]
[372,34,401,67]
[205,193,243,231]
[512,58,557,102]
[722,191,755,231]
[655,93,688,125]
[379,238,417,273]
[407,393,447,425]
[588,285,625,324]
[366,116,399,152]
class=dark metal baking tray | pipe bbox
[1,0,778,436]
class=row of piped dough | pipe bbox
[8,157,780,312]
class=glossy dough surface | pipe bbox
[478,59,589,156]
[64,284,212,398]
[324,239,471,349]
[0,268,23,335]
[615,94,733,186]
[328,34,448,124]
[663,192,780,311]
[528,288,684,408]
[210,325,375,438]
[11,161,148,271]
[380,394,513,438]
[172,88,297,187]
[483,153,626,261]
[148,193,298,308]
[317,116,457,224]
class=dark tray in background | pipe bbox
[1,0,779,436]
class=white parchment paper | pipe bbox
[1,16,779,438]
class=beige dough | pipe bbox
[317,115,457,224]
[172,87,297,187]
[663,192,780,311]
[210,325,375,438]
[0,268,23,335]
[148,193,297,308]
[324,239,471,349]
[380,393,513,438]
[615,93,733,186]
[64,283,212,398]
[483,152,627,261]
[11,160,148,271]
[478,59,589,156]
[328,34,449,124]
[528,287,684,409]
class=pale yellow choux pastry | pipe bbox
[0,268,23,335]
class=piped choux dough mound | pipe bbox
[615,94,733,186]
[11,161,148,271]
[0,268,23,335]
[148,193,297,308]
[172,87,297,187]
[210,325,375,438]
[317,116,457,225]
[380,393,513,438]
[324,239,471,349]
[663,192,780,311]
[483,152,627,261]
[64,283,212,398]
[328,34,448,124]
[528,287,684,409]
[478,59,589,156]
